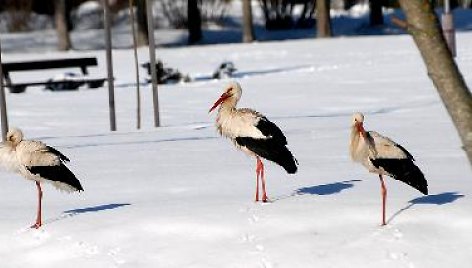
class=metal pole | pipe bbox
[442,0,456,57]
[444,0,451,13]
[0,39,8,140]
[103,0,117,131]
[129,0,141,130]
[146,0,160,127]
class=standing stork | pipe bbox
[209,82,298,202]
[0,128,83,229]
[349,113,428,225]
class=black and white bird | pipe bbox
[209,82,298,202]
[349,113,428,225]
[141,61,190,84]
[0,128,83,228]
[212,61,237,79]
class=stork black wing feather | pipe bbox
[256,117,287,145]
[46,146,70,162]
[371,158,427,195]
[28,164,83,191]
[236,137,298,174]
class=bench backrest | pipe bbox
[2,57,98,78]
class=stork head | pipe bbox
[352,112,364,124]
[352,112,366,136]
[6,128,24,146]
[209,81,242,113]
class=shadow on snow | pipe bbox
[63,203,131,214]
[387,192,464,224]
[191,64,313,82]
[296,179,362,196]
[64,136,217,149]
[42,203,131,226]
[273,179,361,201]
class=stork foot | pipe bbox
[255,197,271,203]
[30,222,41,229]
[262,195,269,203]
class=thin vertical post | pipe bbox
[445,0,451,12]
[442,0,456,57]
[103,0,117,131]
[146,0,160,127]
[0,40,8,140]
[129,0,141,129]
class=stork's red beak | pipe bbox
[209,92,231,113]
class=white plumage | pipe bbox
[0,128,83,228]
[209,82,298,202]
[349,112,427,225]
[217,108,267,143]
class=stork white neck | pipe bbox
[350,113,368,162]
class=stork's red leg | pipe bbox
[255,158,262,202]
[379,175,387,226]
[259,160,268,202]
[31,181,43,229]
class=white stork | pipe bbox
[0,128,83,229]
[349,113,428,225]
[209,82,298,202]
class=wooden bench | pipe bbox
[1,57,106,93]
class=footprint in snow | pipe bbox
[73,240,126,265]
[261,258,273,268]
[108,247,126,265]
[387,251,415,268]
[241,234,256,243]
[239,205,274,267]
[393,228,403,240]
[373,225,404,242]
[14,227,51,246]
[76,240,101,255]
[249,214,259,224]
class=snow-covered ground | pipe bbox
[1,0,472,264]
[0,29,471,267]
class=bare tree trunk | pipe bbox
[242,0,255,42]
[54,0,71,50]
[398,0,472,166]
[316,0,332,38]
[188,0,202,44]
[136,0,149,46]
[369,0,384,26]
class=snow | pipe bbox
[1,2,472,267]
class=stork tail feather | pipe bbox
[27,164,83,192]
[235,137,298,174]
[371,158,427,195]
